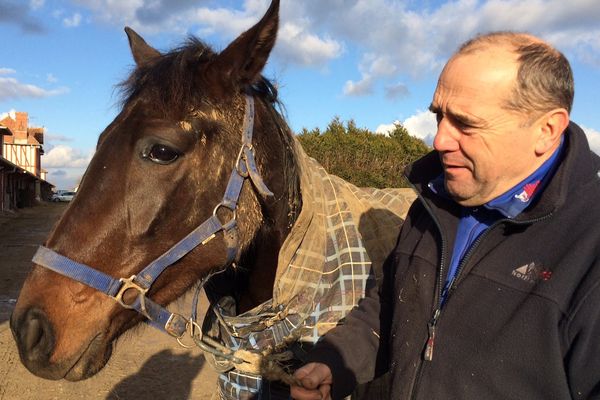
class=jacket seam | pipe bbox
[564,276,600,341]
[394,251,438,271]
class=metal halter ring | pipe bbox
[176,319,203,349]
[213,203,237,231]
[113,275,150,319]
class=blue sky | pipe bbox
[1,0,599,189]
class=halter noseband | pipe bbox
[32,95,273,343]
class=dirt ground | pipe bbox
[0,202,218,399]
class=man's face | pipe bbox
[431,48,541,206]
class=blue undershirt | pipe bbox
[428,137,564,306]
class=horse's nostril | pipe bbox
[12,308,55,360]
[23,317,43,352]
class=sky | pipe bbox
[1,0,599,190]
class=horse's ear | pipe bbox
[210,0,279,88]
[124,27,161,66]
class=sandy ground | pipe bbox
[0,202,218,399]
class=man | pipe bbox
[290,32,600,400]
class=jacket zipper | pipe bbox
[408,184,554,399]
[408,188,447,400]
[421,219,502,362]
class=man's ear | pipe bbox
[534,108,570,155]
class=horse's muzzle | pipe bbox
[10,307,64,379]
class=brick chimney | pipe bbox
[14,112,29,143]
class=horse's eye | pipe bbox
[143,144,181,164]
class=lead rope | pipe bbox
[176,271,301,386]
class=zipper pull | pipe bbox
[424,322,436,361]
[424,309,440,361]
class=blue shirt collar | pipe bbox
[428,136,564,219]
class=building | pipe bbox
[0,111,54,211]
[1,111,45,178]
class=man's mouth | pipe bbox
[444,163,468,171]
[442,163,472,180]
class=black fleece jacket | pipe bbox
[305,122,600,400]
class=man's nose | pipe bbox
[433,118,460,152]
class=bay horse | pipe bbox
[10,1,414,398]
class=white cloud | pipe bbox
[0,76,69,101]
[297,0,600,96]
[276,22,343,66]
[46,73,57,83]
[63,12,82,28]
[582,125,600,155]
[385,83,410,100]
[46,168,83,190]
[403,110,437,145]
[187,6,259,37]
[43,145,92,168]
[29,0,44,10]
[71,0,344,67]
[376,110,437,144]
[69,0,600,96]
[0,0,45,33]
[0,109,16,121]
[343,76,374,96]
[71,0,143,25]
[0,68,16,75]
[43,145,92,188]
[375,121,399,136]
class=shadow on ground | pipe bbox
[107,349,208,399]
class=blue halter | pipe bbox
[32,95,273,346]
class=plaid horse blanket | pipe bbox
[203,139,416,399]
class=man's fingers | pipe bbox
[293,363,333,389]
[291,363,333,399]
[290,385,327,400]
[318,383,332,400]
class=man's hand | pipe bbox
[290,362,333,400]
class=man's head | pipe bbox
[430,32,573,206]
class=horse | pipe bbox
[10,1,415,398]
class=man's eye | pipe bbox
[143,144,181,164]
[453,118,473,130]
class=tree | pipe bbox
[297,118,430,188]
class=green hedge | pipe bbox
[297,117,430,188]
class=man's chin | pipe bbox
[443,180,480,206]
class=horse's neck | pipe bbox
[237,113,299,313]
[237,227,285,312]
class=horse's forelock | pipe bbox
[117,37,214,118]
[118,36,282,120]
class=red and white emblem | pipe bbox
[515,180,541,203]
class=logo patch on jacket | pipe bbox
[511,262,552,283]
[514,180,541,203]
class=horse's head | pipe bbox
[11,0,298,381]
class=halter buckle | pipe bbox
[235,143,252,178]
[165,313,189,339]
[114,275,150,318]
